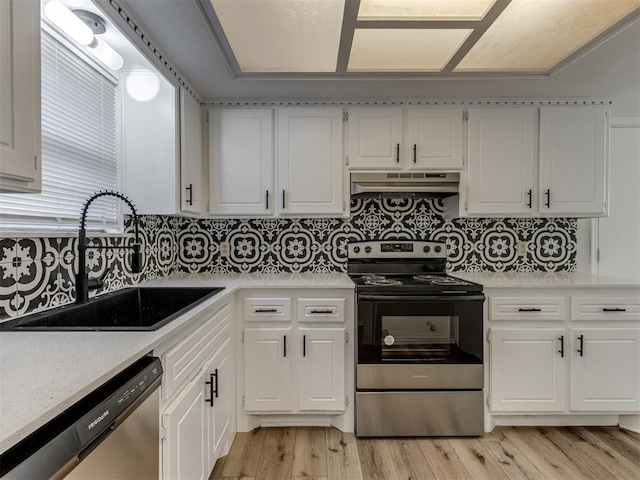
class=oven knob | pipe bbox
[423,246,431,253]
[434,245,442,253]
[365,246,372,253]
[353,246,360,253]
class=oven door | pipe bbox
[357,294,484,366]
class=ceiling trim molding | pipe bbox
[204,98,613,108]
[193,0,240,79]
[336,0,361,73]
[95,0,202,102]
[355,20,482,30]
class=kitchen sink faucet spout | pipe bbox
[76,190,141,304]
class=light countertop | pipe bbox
[0,273,353,454]
[451,271,640,289]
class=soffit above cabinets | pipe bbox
[200,0,640,78]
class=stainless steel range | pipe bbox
[348,240,485,437]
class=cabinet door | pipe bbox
[570,328,640,411]
[0,0,41,193]
[206,338,235,472]
[406,108,464,170]
[348,108,402,169]
[244,327,292,411]
[163,367,208,480]
[278,107,344,215]
[539,106,608,216]
[467,108,536,215]
[209,109,273,215]
[490,328,566,412]
[298,328,345,411]
[180,88,204,214]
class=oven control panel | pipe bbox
[348,240,447,259]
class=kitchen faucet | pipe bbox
[76,190,141,304]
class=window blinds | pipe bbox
[0,30,120,232]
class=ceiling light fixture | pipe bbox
[44,1,124,71]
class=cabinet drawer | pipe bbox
[489,297,566,321]
[244,297,292,321]
[162,304,230,401]
[571,297,640,321]
[298,298,345,322]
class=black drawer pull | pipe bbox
[527,189,532,208]
[558,335,564,357]
[545,189,551,208]
[602,308,626,312]
[186,184,193,206]
[303,335,306,357]
[310,309,334,314]
[577,334,584,357]
[205,372,215,406]
[255,308,278,313]
[518,308,542,312]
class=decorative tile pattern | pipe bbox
[0,199,577,320]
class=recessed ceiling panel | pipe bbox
[456,0,640,71]
[357,0,497,21]
[210,0,344,72]
[348,29,473,71]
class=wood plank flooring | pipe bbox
[210,426,640,480]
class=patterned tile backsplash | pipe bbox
[0,198,576,319]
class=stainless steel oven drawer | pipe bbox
[357,364,483,390]
[356,391,484,437]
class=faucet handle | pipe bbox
[88,267,110,291]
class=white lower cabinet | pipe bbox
[490,328,566,412]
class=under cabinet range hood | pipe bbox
[351,172,460,199]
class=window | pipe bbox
[0,27,120,232]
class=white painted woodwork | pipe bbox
[596,122,640,280]
[347,108,403,169]
[539,106,608,216]
[298,328,346,411]
[571,297,640,321]
[297,297,345,323]
[123,72,178,214]
[467,107,536,215]
[406,108,464,170]
[489,297,566,321]
[244,327,293,411]
[209,109,273,215]
[162,367,208,480]
[0,0,41,193]
[161,305,229,402]
[490,328,567,412]
[207,338,235,471]
[243,297,293,322]
[180,89,204,214]
[570,328,640,411]
[277,107,344,215]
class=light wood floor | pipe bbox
[209,426,640,480]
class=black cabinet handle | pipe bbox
[303,335,306,357]
[412,144,417,164]
[205,373,215,406]
[186,184,193,206]
[527,189,532,209]
[213,368,219,398]
[558,335,564,357]
[255,308,278,313]
[310,309,334,314]
[602,308,626,312]
[284,335,287,357]
[518,308,542,312]
[577,334,584,357]
[545,189,551,208]
[265,190,269,210]
[282,190,286,209]
[396,143,400,163]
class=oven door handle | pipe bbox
[357,294,485,302]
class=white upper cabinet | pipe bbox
[539,106,608,217]
[348,108,403,169]
[277,107,344,215]
[209,109,273,215]
[347,107,464,171]
[407,108,464,170]
[0,0,41,193]
[180,89,204,215]
[467,107,536,215]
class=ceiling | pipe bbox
[115,0,640,106]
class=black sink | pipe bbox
[0,287,224,331]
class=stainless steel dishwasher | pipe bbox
[1,356,162,479]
